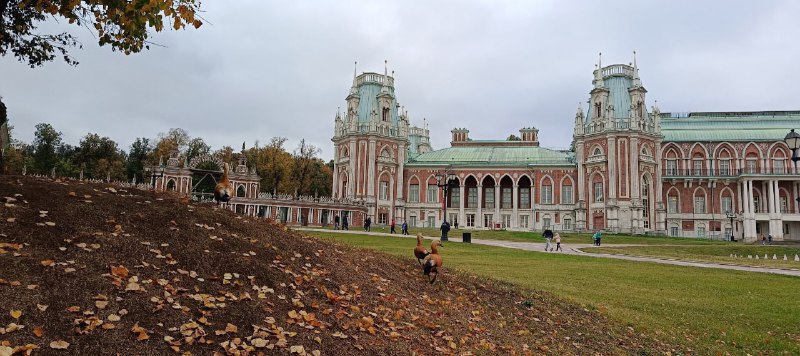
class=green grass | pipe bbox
[586,245,800,270]
[302,230,800,354]
[319,225,733,245]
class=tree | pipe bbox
[150,127,190,164]
[31,123,61,174]
[291,139,322,196]
[74,133,126,180]
[185,137,210,162]
[126,137,152,183]
[507,134,521,141]
[0,97,7,173]
[1,0,204,67]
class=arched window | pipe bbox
[593,147,602,156]
[237,185,246,197]
[642,176,650,229]
[694,189,706,214]
[561,179,573,205]
[718,149,732,176]
[541,178,553,205]
[166,179,176,191]
[382,107,390,122]
[667,190,679,213]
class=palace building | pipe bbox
[331,57,800,242]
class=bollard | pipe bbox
[773,254,777,260]
[748,255,753,259]
[784,255,788,261]
[764,254,768,259]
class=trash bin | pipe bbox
[463,232,471,243]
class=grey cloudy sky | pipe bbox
[2,0,799,160]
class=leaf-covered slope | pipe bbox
[0,176,677,355]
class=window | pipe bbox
[563,218,573,230]
[721,196,732,214]
[519,215,529,229]
[501,187,512,209]
[753,195,760,213]
[593,147,602,156]
[697,226,706,238]
[427,216,435,228]
[382,107,390,122]
[543,217,551,229]
[719,160,731,176]
[409,184,419,203]
[780,196,788,213]
[237,185,246,197]
[746,159,757,174]
[466,214,475,227]
[594,182,604,202]
[668,196,678,213]
[670,227,679,236]
[693,159,703,176]
[502,214,511,228]
[561,185,573,205]
[541,184,553,204]
[467,188,477,208]
[379,213,387,225]
[484,187,495,209]
[725,227,732,239]
[694,195,706,214]
[380,181,389,200]
[409,215,416,227]
[450,189,460,208]
[483,214,493,227]
[774,159,785,174]
[519,188,531,209]
[449,213,458,225]
[666,160,677,176]
[427,185,438,203]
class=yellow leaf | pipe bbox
[49,340,70,349]
[95,301,109,309]
[40,260,54,267]
[10,310,22,319]
[225,323,237,333]
[33,326,44,337]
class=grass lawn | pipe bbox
[322,225,733,245]
[302,230,800,354]
[586,245,800,270]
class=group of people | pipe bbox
[542,229,562,252]
[333,214,349,230]
[760,233,773,245]
[388,218,410,235]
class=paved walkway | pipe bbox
[295,227,800,277]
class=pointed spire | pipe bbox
[632,50,642,87]
[384,59,388,78]
[593,52,605,89]
[381,59,390,94]
[349,61,358,95]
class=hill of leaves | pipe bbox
[0,176,678,355]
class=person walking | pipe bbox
[402,221,409,235]
[760,233,766,245]
[767,234,772,244]
[592,230,602,246]
[390,218,396,234]
[342,215,349,230]
[554,232,562,252]
[543,228,554,252]
[334,214,340,230]
[364,217,371,232]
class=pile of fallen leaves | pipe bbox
[0,176,683,355]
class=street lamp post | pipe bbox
[785,129,800,171]
[725,210,737,242]
[436,170,457,242]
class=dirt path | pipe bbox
[296,228,800,277]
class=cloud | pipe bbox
[2,0,798,160]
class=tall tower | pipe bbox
[332,61,411,224]
[574,53,665,234]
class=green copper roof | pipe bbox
[406,146,574,167]
[661,111,800,142]
[350,73,398,125]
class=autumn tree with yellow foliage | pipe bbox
[0,0,203,67]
